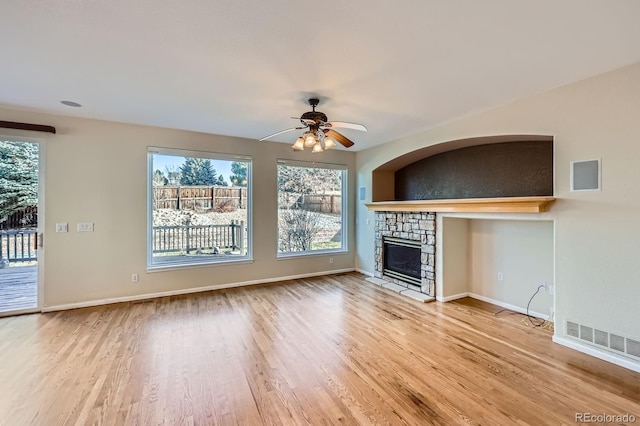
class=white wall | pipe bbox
[438,217,469,299]
[357,62,640,349]
[468,220,553,316]
[0,108,356,308]
[437,217,553,318]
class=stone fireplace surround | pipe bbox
[374,211,435,296]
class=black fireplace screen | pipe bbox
[383,238,421,283]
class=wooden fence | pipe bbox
[0,230,37,264]
[152,221,245,255]
[0,207,37,230]
[278,193,342,214]
[153,186,247,211]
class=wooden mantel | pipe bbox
[365,196,555,213]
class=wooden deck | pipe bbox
[0,265,37,312]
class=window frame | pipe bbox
[147,146,253,270]
[276,159,348,259]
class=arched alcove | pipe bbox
[372,134,554,202]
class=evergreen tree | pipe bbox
[216,175,228,186]
[0,141,38,220]
[229,161,248,186]
[153,169,168,186]
[179,158,217,186]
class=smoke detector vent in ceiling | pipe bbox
[61,100,82,107]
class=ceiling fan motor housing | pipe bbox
[300,98,327,126]
[300,110,328,125]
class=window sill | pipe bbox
[277,249,348,260]
[147,256,254,273]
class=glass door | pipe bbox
[0,139,40,315]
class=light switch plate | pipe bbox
[55,223,68,233]
[77,222,94,232]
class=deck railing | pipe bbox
[0,230,37,264]
[152,221,245,255]
[0,223,246,264]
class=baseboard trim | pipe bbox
[0,307,41,318]
[553,336,640,373]
[355,268,374,277]
[42,268,356,313]
[437,292,469,302]
[467,293,548,320]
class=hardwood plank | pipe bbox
[0,272,638,425]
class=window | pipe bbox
[277,160,347,257]
[148,147,251,269]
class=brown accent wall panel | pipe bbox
[395,141,553,200]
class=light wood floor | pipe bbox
[0,273,638,425]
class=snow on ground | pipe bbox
[153,209,341,231]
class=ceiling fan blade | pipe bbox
[325,121,367,132]
[324,129,355,148]
[259,127,304,141]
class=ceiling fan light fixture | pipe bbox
[292,137,304,151]
[303,132,316,147]
[259,98,366,152]
[324,138,336,149]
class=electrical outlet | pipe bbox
[549,307,554,319]
[497,272,503,281]
[549,285,554,295]
[329,257,334,264]
[131,273,139,283]
[541,281,548,291]
[55,223,68,233]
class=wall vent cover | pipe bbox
[567,321,580,338]
[594,329,608,347]
[610,334,625,352]
[566,321,640,361]
[579,325,594,342]
[627,339,640,358]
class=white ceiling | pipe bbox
[2,1,640,150]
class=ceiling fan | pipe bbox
[259,98,367,152]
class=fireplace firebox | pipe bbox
[383,237,422,286]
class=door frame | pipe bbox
[0,134,44,316]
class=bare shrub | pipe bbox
[278,209,320,252]
[213,199,237,213]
